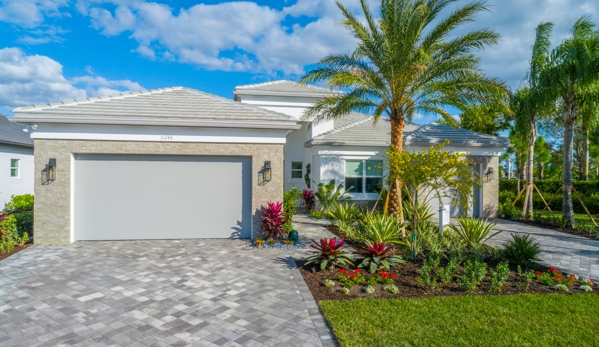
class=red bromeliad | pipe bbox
[261,202,286,239]
[306,238,354,270]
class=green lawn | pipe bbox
[319,294,599,347]
[532,209,597,226]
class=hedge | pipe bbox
[499,180,599,214]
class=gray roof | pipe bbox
[306,116,510,148]
[0,115,33,147]
[13,87,299,130]
[234,80,339,98]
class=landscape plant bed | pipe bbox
[499,217,599,240]
[0,244,31,262]
[252,239,306,249]
[296,259,595,301]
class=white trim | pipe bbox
[30,124,289,144]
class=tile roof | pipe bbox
[0,114,33,147]
[13,87,298,128]
[234,80,339,96]
[306,116,510,148]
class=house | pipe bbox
[12,82,508,245]
[234,81,509,218]
[0,114,34,207]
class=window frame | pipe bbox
[290,161,303,180]
[10,158,19,178]
[344,158,384,196]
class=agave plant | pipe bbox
[449,217,500,249]
[358,213,405,244]
[261,202,286,239]
[354,241,405,273]
[306,238,354,270]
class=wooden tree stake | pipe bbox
[572,187,597,227]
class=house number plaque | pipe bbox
[160,135,174,140]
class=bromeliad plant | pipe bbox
[302,190,316,212]
[306,238,354,270]
[353,241,405,273]
[261,202,286,239]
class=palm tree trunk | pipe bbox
[539,162,544,180]
[388,116,405,222]
[522,121,536,220]
[516,152,521,195]
[582,128,589,181]
[563,104,576,226]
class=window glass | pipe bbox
[365,177,382,193]
[345,160,363,177]
[365,160,383,177]
[291,161,303,179]
[345,177,363,193]
[10,159,19,177]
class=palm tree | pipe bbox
[300,0,507,217]
[515,22,554,220]
[542,17,599,226]
[577,83,599,180]
[445,103,510,136]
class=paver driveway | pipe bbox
[0,215,335,347]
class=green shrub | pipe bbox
[489,261,510,293]
[327,203,362,238]
[417,256,440,290]
[283,186,303,232]
[458,260,488,292]
[498,190,516,205]
[498,202,520,219]
[449,217,499,249]
[0,237,15,253]
[4,194,34,212]
[315,180,351,212]
[501,234,541,267]
[15,211,33,236]
[0,215,18,239]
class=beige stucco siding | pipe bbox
[34,139,284,244]
[469,155,499,218]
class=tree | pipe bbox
[534,136,551,179]
[542,17,599,226]
[300,0,507,218]
[515,22,554,220]
[577,82,599,180]
[446,103,510,136]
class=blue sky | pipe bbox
[0,0,597,123]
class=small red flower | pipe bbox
[391,274,397,279]
[339,269,346,274]
[556,275,563,280]
[535,271,541,275]
[354,269,360,274]
[381,272,389,278]
[590,279,594,284]
[570,274,575,277]
[352,275,357,279]
[569,277,575,283]
[557,268,561,272]
[549,266,554,270]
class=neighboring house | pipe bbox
[12,82,508,245]
[0,114,34,208]
[235,81,509,219]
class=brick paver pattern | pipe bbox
[489,218,599,281]
[0,213,336,347]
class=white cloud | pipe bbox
[0,47,144,110]
[0,0,70,27]
[17,26,69,44]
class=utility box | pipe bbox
[439,205,450,235]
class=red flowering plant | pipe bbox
[302,190,316,212]
[306,238,354,270]
[337,268,365,287]
[261,202,286,239]
[353,241,406,274]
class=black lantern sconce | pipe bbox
[41,158,56,185]
[258,161,272,185]
[484,167,495,183]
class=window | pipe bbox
[10,159,19,177]
[345,159,383,194]
[291,161,303,179]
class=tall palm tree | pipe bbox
[577,83,599,180]
[300,0,507,217]
[542,17,599,226]
[515,22,554,220]
[446,103,510,136]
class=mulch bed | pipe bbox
[297,259,593,301]
[0,244,31,262]
[500,217,599,240]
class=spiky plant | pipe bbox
[354,241,405,273]
[306,238,354,270]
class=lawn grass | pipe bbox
[319,294,599,347]
[532,208,597,225]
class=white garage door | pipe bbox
[74,154,252,240]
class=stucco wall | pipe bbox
[0,144,34,207]
[34,139,284,244]
[469,155,499,218]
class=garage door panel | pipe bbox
[74,154,251,240]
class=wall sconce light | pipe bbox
[484,167,495,183]
[258,161,272,185]
[41,158,56,185]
